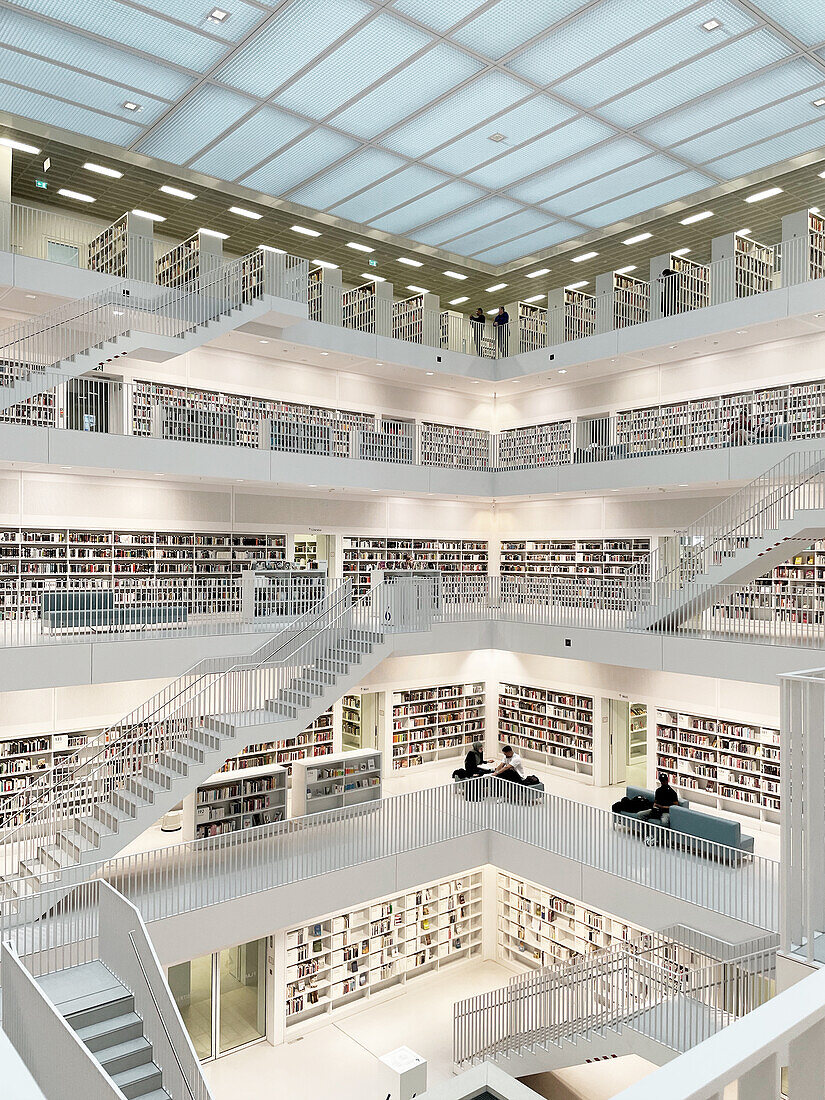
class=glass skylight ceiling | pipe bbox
[3,0,825,262]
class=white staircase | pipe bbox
[0,578,428,908]
[0,250,307,413]
[627,450,825,630]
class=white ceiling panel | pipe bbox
[136,85,257,164]
[575,169,717,227]
[240,129,362,196]
[751,0,825,46]
[468,116,618,189]
[452,0,593,60]
[409,198,524,245]
[287,148,409,209]
[703,118,825,179]
[330,165,452,222]
[373,182,487,234]
[510,138,653,205]
[391,0,490,34]
[190,109,312,180]
[548,154,695,218]
[472,220,580,261]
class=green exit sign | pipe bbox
[35,179,47,189]
[368,258,378,267]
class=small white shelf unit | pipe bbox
[187,762,287,840]
[284,870,482,1026]
[87,211,154,281]
[391,682,485,770]
[420,422,491,470]
[155,231,223,289]
[495,420,573,470]
[650,253,710,318]
[291,748,381,817]
[0,728,96,827]
[595,271,650,332]
[781,208,825,285]
[307,265,343,325]
[505,300,547,353]
[498,682,594,778]
[342,280,393,336]
[392,292,439,345]
[548,286,596,343]
[710,232,775,304]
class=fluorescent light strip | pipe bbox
[347,242,374,253]
[526,268,550,278]
[486,282,507,292]
[363,273,385,281]
[737,228,752,236]
[259,244,285,254]
[0,137,40,153]
[407,285,428,293]
[745,186,782,203]
[84,162,122,179]
[443,270,468,280]
[623,232,652,245]
[566,281,588,289]
[449,296,469,305]
[58,188,95,203]
[672,248,691,256]
[199,227,228,239]
[524,294,545,303]
[615,265,637,275]
[397,256,422,267]
[132,208,165,222]
[815,98,825,108]
[312,259,338,269]
[680,210,713,224]
[291,225,320,237]
[160,185,196,200]
[571,251,597,263]
[229,206,262,220]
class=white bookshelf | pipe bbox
[496,872,652,968]
[595,271,650,332]
[711,232,775,304]
[420,422,491,470]
[155,231,223,289]
[440,309,466,352]
[711,540,825,631]
[0,526,287,622]
[506,300,547,353]
[495,420,573,469]
[342,280,393,336]
[218,706,334,777]
[87,211,154,281]
[655,708,780,825]
[548,287,596,343]
[342,537,488,599]
[650,253,710,318]
[391,682,485,771]
[291,748,381,817]
[498,682,593,778]
[392,292,439,345]
[342,694,361,752]
[186,762,287,840]
[307,265,343,325]
[781,208,825,285]
[0,728,96,827]
[284,870,482,1026]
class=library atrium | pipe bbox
[5,2,825,1099]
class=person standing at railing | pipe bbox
[493,306,509,357]
[469,308,486,355]
[728,408,754,447]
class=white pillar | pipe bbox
[738,1053,779,1099]
[0,144,11,252]
[788,1018,825,1100]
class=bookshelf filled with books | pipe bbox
[391,682,485,770]
[218,707,334,778]
[392,292,439,345]
[507,300,547,353]
[781,209,825,284]
[0,727,97,828]
[307,265,343,325]
[155,230,223,289]
[495,420,573,470]
[595,271,650,332]
[420,422,491,470]
[498,682,594,778]
[711,232,775,304]
[284,870,483,1026]
[186,762,287,840]
[650,253,710,318]
[655,708,780,825]
[498,538,650,590]
[548,286,596,343]
[342,537,488,600]
[342,695,361,752]
[87,211,154,281]
[341,280,393,336]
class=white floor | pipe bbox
[203,959,516,1100]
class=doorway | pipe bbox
[603,698,647,787]
[341,690,382,751]
[294,533,333,572]
[167,938,267,1061]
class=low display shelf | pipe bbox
[498,682,593,778]
[655,708,780,823]
[284,870,482,1025]
[187,762,287,840]
[291,748,381,816]
[391,682,485,770]
[497,872,652,968]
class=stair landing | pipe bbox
[37,960,126,1019]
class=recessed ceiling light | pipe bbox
[347,242,374,253]
[736,330,747,334]
[811,206,821,214]
[669,344,678,349]
[488,132,507,142]
[24,293,36,299]
[526,268,550,278]
[470,380,480,384]
[0,136,40,153]
[123,101,142,112]
[407,285,428,293]
[680,211,713,224]
[208,7,229,22]
[623,232,652,246]
[672,247,691,256]
[291,225,320,237]
[426,371,435,376]
[308,484,317,488]
[397,256,423,267]
[83,162,122,179]
[486,308,498,315]
[558,369,567,374]
[199,227,228,239]
[59,466,73,470]
[814,98,825,108]
[449,296,469,305]
[259,244,285,254]
[132,208,165,222]
[320,352,329,356]
[229,206,262,219]
[571,251,598,263]
[615,265,637,275]
[160,184,196,200]
[259,340,269,344]
[486,283,507,292]
[58,188,95,203]
[370,488,381,492]
[362,272,385,281]
[443,270,467,280]
[745,186,782,203]
[702,18,721,30]
[524,294,545,303]
[312,259,338,269]
[566,281,588,290]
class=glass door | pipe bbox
[168,954,214,1061]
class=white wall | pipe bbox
[0,676,170,738]
[493,492,728,539]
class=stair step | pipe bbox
[265,701,298,718]
[110,788,143,817]
[190,726,221,750]
[174,738,206,763]
[66,993,135,1032]
[76,1011,144,1053]
[38,842,77,871]
[123,776,159,803]
[18,858,48,887]
[112,1059,163,1099]
[140,1092,172,1100]
[156,749,193,774]
[56,828,98,862]
[0,873,34,901]
[93,801,135,831]
[141,762,176,789]
[97,1036,153,1076]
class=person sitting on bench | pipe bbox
[636,772,679,827]
[494,745,526,784]
[464,742,493,778]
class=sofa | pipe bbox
[613,785,755,861]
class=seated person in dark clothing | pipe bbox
[636,772,679,826]
[464,741,493,777]
[494,745,526,783]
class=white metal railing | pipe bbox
[453,941,775,1067]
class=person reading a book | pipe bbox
[494,745,526,784]
[464,742,492,778]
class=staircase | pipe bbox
[627,449,825,630]
[0,577,425,908]
[0,249,307,413]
